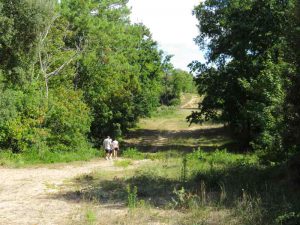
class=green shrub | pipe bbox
[0,147,100,166]
[151,105,177,118]
[127,185,138,209]
[171,187,201,209]
[169,98,181,106]
[45,87,92,152]
[276,212,300,225]
[0,88,47,153]
[122,148,144,160]
[0,87,93,162]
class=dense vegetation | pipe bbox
[0,0,194,158]
[0,1,299,223]
[189,0,300,162]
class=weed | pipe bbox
[219,182,227,204]
[150,105,177,118]
[276,212,300,225]
[0,148,102,167]
[127,185,138,209]
[235,190,264,225]
[171,187,201,209]
[85,209,96,225]
[180,155,188,183]
[122,148,144,160]
[114,159,133,168]
[199,180,207,206]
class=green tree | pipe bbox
[190,0,297,160]
[0,0,56,88]
[0,0,173,155]
[60,0,166,143]
[0,0,91,154]
[284,1,300,154]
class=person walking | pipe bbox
[103,136,112,160]
[112,138,119,159]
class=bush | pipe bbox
[0,87,92,155]
[0,88,46,152]
[45,87,92,152]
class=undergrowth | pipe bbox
[0,148,103,167]
[70,148,300,225]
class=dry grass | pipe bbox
[124,95,231,153]
[70,203,236,225]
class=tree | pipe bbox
[0,0,91,153]
[0,0,56,88]
[283,1,300,154]
[0,0,174,153]
[190,0,297,160]
[160,67,196,106]
[60,0,167,143]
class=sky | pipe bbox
[127,0,204,71]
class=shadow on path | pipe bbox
[124,126,232,153]
[50,161,300,223]
[50,173,179,208]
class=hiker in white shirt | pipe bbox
[103,136,112,160]
[112,139,119,159]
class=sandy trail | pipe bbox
[0,159,122,225]
[180,95,200,109]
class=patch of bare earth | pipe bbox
[180,94,201,109]
[0,95,232,225]
[0,159,137,225]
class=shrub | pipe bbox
[0,88,47,153]
[122,148,144,160]
[45,87,92,152]
[0,87,92,154]
[127,185,138,209]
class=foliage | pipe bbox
[171,186,200,209]
[46,87,92,152]
[283,1,300,154]
[85,209,96,225]
[0,88,46,152]
[122,147,144,160]
[0,0,182,160]
[68,148,299,225]
[160,67,196,106]
[127,185,138,209]
[0,86,91,154]
[180,155,188,183]
[0,0,56,87]
[276,212,300,225]
[190,0,300,161]
[56,0,178,144]
[0,147,101,166]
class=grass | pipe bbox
[61,149,300,225]
[1,94,299,224]
[85,208,97,225]
[124,94,232,156]
[0,147,103,167]
[114,159,133,168]
[59,92,299,224]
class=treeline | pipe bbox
[190,0,300,162]
[0,0,194,154]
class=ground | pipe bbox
[0,94,255,225]
[0,160,115,224]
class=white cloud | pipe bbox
[128,0,204,71]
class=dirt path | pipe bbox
[0,159,127,225]
[180,94,200,109]
[0,94,226,225]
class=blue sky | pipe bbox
[127,0,204,71]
